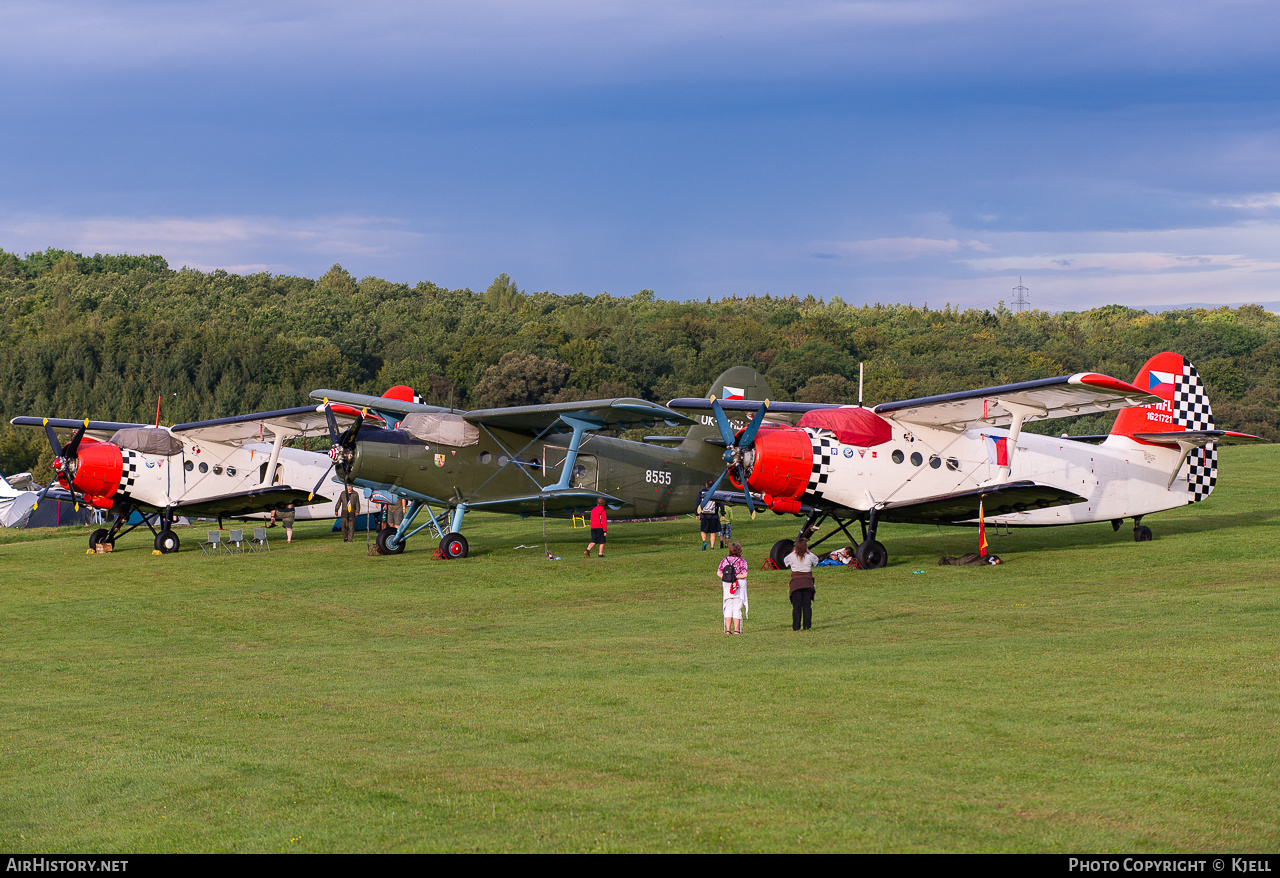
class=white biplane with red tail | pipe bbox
[10,401,379,553]
[670,352,1264,569]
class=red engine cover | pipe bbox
[745,425,813,501]
[73,442,123,500]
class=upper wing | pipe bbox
[873,373,1159,432]
[460,399,690,436]
[171,405,375,446]
[10,416,148,442]
[310,389,449,424]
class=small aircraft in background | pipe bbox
[309,367,772,557]
[670,352,1265,569]
[0,472,38,528]
[10,404,374,552]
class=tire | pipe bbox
[855,539,888,569]
[376,526,405,555]
[90,528,110,550]
[440,532,469,559]
[1134,525,1153,542]
[154,530,180,554]
[770,539,795,569]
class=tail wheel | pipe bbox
[1134,525,1153,542]
[89,528,110,550]
[770,539,795,569]
[856,539,888,569]
[154,530,180,554]
[440,533,469,559]
[376,526,405,555]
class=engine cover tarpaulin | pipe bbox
[796,408,892,447]
[400,412,481,447]
[110,427,184,455]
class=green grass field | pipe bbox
[2,445,1278,853]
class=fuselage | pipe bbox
[347,425,727,518]
[746,416,1203,526]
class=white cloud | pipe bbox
[0,213,428,275]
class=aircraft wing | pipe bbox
[170,405,374,447]
[875,481,1089,525]
[667,398,840,416]
[311,389,449,420]
[168,486,326,518]
[460,399,691,437]
[873,373,1160,432]
[10,416,148,442]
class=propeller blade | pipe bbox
[309,462,336,500]
[321,400,343,445]
[708,397,737,448]
[42,420,62,457]
[735,465,755,514]
[340,409,366,448]
[64,420,88,457]
[737,400,769,449]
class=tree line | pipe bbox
[2,247,1276,481]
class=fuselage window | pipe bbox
[184,460,194,472]
[213,465,223,475]
[910,452,923,467]
[928,455,941,469]
[479,452,492,465]
[891,450,904,464]
[946,458,960,472]
[198,462,209,473]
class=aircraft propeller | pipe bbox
[38,418,88,506]
[706,397,769,513]
[308,402,367,499]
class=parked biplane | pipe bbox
[308,367,772,557]
[10,404,374,552]
[668,352,1264,569]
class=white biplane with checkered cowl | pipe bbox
[10,402,376,553]
[669,352,1264,569]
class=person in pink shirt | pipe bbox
[717,542,750,634]
[585,498,608,557]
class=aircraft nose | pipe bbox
[73,442,123,499]
[744,426,812,501]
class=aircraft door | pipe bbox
[543,447,598,490]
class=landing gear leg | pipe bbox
[154,509,180,553]
[855,510,888,569]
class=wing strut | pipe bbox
[991,399,1046,479]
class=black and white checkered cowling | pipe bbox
[805,432,838,498]
[118,449,141,497]
[1173,358,1216,503]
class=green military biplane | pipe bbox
[309,367,771,557]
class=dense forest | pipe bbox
[2,247,1277,481]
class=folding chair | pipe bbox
[199,531,228,557]
[250,527,270,552]
[227,529,245,554]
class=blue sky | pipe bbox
[1,0,1278,310]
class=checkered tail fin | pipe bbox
[1109,352,1217,502]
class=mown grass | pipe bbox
[2,445,1278,852]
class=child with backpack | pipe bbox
[717,542,750,634]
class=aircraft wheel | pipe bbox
[440,532,469,559]
[856,539,888,569]
[89,528,110,550]
[1133,525,1153,542]
[376,526,405,555]
[770,539,795,569]
[154,530,180,554]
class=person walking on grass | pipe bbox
[585,497,607,558]
[717,542,749,634]
[697,479,721,550]
[783,537,820,631]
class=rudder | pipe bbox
[1110,352,1217,501]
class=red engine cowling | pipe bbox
[71,440,123,500]
[745,425,813,501]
